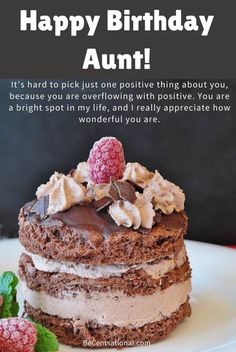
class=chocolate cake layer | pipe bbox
[24,300,191,347]
[19,253,191,296]
[19,201,188,264]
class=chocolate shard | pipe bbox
[114,180,137,204]
[31,195,49,219]
[93,196,113,212]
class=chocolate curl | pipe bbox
[31,195,49,219]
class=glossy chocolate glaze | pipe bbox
[51,205,127,236]
[25,200,185,240]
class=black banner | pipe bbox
[0,0,235,78]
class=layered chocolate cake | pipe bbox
[19,137,191,348]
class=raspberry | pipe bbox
[0,318,37,352]
[88,137,125,184]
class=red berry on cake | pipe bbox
[88,137,125,184]
[0,318,37,352]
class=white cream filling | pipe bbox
[21,279,191,328]
[24,246,186,279]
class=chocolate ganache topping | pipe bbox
[52,205,127,237]
[31,137,185,232]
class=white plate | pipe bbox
[0,239,236,352]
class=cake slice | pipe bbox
[18,137,191,348]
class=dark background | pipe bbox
[0,79,235,245]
